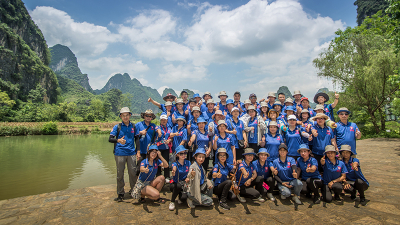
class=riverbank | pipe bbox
[1,138,400,224]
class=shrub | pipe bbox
[42,121,58,135]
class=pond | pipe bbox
[0,135,122,200]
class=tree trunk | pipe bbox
[369,109,381,134]
[378,107,386,132]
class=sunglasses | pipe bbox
[250,97,257,99]
[178,152,187,156]
[145,115,152,118]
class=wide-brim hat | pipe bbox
[120,107,132,115]
[257,148,270,156]
[193,148,206,157]
[175,145,188,154]
[216,148,228,157]
[260,101,269,108]
[191,106,201,113]
[314,92,329,104]
[165,101,173,107]
[293,90,302,97]
[176,116,187,124]
[218,91,228,98]
[193,93,201,99]
[243,148,257,156]
[247,105,257,112]
[163,93,176,102]
[141,109,156,120]
[267,121,278,128]
[203,92,212,99]
[197,117,207,124]
[311,113,329,121]
[285,98,294,104]
[324,145,336,154]
[268,109,278,118]
[339,144,353,155]
[206,99,215,105]
[175,98,184,104]
[284,106,295,112]
[297,144,311,154]
[212,110,225,120]
[337,107,351,115]
[268,92,276,98]
[217,120,227,128]
[314,104,324,111]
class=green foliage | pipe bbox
[0,89,15,120]
[354,0,390,26]
[387,0,400,53]
[42,121,58,135]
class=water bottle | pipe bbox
[234,180,238,189]
[250,129,254,138]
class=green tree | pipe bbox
[313,16,399,133]
[89,98,104,121]
[354,0,390,26]
[0,89,16,121]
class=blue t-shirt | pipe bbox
[192,129,211,149]
[311,125,335,156]
[202,110,215,122]
[160,111,174,129]
[264,133,284,162]
[139,158,162,181]
[323,103,335,122]
[110,122,136,156]
[171,125,188,153]
[172,160,191,182]
[236,161,254,186]
[213,162,234,186]
[215,102,228,114]
[252,160,271,179]
[247,117,258,144]
[227,118,245,149]
[173,110,186,125]
[322,159,348,184]
[135,121,157,154]
[335,121,359,155]
[155,125,170,150]
[200,102,208,113]
[283,127,305,157]
[159,103,176,114]
[342,157,369,185]
[188,117,200,134]
[272,157,296,182]
[296,157,321,180]
[214,133,235,165]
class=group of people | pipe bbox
[109,90,369,211]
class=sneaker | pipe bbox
[177,199,183,204]
[280,194,286,200]
[187,198,195,208]
[254,197,265,203]
[169,202,175,211]
[113,194,124,202]
[313,195,321,204]
[238,195,247,203]
[267,193,276,201]
[334,195,342,201]
[219,201,230,210]
[292,195,302,205]
[165,177,171,183]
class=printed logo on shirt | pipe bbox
[179,131,183,136]
[327,130,331,135]
[141,162,144,166]
[226,138,230,142]
[287,162,291,168]
[295,130,299,135]
[265,167,269,172]
[192,131,195,135]
[325,108,329,113]
[277,136,281,141]
[307,163,311,168]
[239,163,244,167]
[131,128,135,133]
[213,167,218,172]
[350,126,354,131]
[336,166,341,172]
[186,166,189,172]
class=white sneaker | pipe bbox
[292,195,302,205]
[169,202,175,211]
[254,197,265,203]
[165,178,171,183]
[187,198,195,208]
[280,194,286,200]
[177,199,182,204]
[238,196,247,203]
[267,193,276,201]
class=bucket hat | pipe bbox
[324,145,336,154]
[193,148,206,157]
[119,107,132,115]
[243,148,257,156]
[257,148,270,156]
[337,107,351,115]
[163,93,176,102]
[176,116,187,124]
[141,109,156,120]
[268,92,276,98]
[212,110,226,120]
[203,92,212,99]
[297,144,311,154]
[218,91,228,98]
[339,145,353,155]
[314,92,329,104]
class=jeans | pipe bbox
[115,155,137,195]
[277,179,303,197]
[188,186,214,206]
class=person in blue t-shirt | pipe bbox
[267,92,277,109]
[138,145,169,203]
[188,117,212,170]
[299,109,313,150]
[213,120,236,165]
[340,145,369,204]
[236,148,261,203]
[170,116,188,154]
[260,121,284,163]
[283,115,311,160]
[172,98,186,125]
[212,148,236,210]
[185,98,197,122]
[265,109,286,135]
[297,144,323,204]
[202,99,216,122]
[135,109,157,161]
[148,93,177,114]
[320,145,348,203]
[169,145,190,211]
[273,103,283,118]
[227,107,246,161]
[252,148,276,202]
[335,107,362,156]
[244,105,260,151]
[201,92,213,112]
[259,101,269,121]
[109,107,140,202]
[297,97,316,118]
[216,91,229,114]
[233,91,245,115]
[188,106,202,135]
[155,114,172,179]
[270,143,303,205]
[313,91,340,122]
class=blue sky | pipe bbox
[24,0,357,100]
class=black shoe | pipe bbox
[350,193,356,200]
[313,195,321,204]
[360,197,366,203]
[114,194,124,202]
[219,201,230,210]
[334,195,342,201]
[305,193,312,199]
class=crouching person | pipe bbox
[187,148,214,208]
[169,145,191,211]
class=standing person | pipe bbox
[270,143,303,204]
[320,145,347,203]
[169,145,190,211]
[208,110,225,136]
[292,90,302,109]
[243,105,266,152]
[188,117,212,170]
[311,113,337,172]
[236,148,262,203]
[201,92,213,112]
[203,99,216,122]
[297,97,316,118]
[252,148,276,201]
[185,98,197,122]
[335,107,362,156]
[299,109,313,150]
[172,98,185,125]
[170,116,188,154]
[260,121,284,163]
[136,109,157,161]
[109,107,140,202]
[216,91,229,114]
[233,91,245,115]
[267,92,276,109]
[273,103,284,118]
[193,93,202,106]
[155,115,172,180]
[283,115,311,161]
[188,106,201,135]
[180,90,190,111]
[213,120,236,165]
[313,91,340,122]
[340,145,369,203]
[148,93,177,113]
[187,148,214,208]
[213,148,236,210]
[297,144,323,204]
[266,109,285,135]
[249,93,260,110]
[227,107,246,162]
[240,99,252,117]
[225,99,235,121]
[138,145,169,203]
[259,102,269,121]
[278,93,286,106]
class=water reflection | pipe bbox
[0,135,129,200]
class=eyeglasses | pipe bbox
[339,113,349,116]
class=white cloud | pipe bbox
[157,86,170,95]
[30,6,118,56]
[159,64,208,83]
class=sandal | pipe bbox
[155,198,165,204]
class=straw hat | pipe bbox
[212,110,226,120]
[311,113,329,121]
